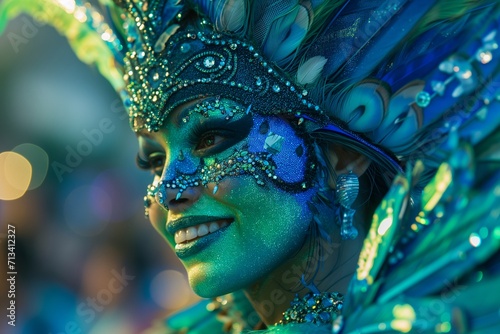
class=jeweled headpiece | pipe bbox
[121,1,329,132]
[3,0,500,171]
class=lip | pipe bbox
[166,215,233,258]
[174,224,231,259]
[167,215,232,235]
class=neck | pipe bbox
[243,223,365,326]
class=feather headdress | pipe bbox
[1,1,499,332]
[3,0,498,171]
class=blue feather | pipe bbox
[252,0,297,49]
[264,4,310,64]
[191,0,227,28]
[382,8,493,90]
[341,0,438,81]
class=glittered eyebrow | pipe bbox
[174,98,207,127]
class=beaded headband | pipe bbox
[123,5,330,134]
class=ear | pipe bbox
[324,144,371,188]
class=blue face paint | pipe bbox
[144,98,319,213]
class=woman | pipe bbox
[2,0,499,332]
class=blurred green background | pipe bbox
[0,13,200,334]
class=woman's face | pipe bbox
[138,98,319,297]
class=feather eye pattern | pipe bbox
[296,55,327,85]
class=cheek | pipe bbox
[149,203,175,245]
[217,176,315,248]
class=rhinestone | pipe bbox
[415,91,431,108]
[273,84,280,93]
[264,133,284,153]
[256,77,262,86]
[180,43,191,53]
[203,56,216,68]
[304,314,315,322]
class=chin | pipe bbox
[188,272,238,298]
[186,263,262,298]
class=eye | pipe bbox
[136,152,166,176]
[196,133,224,151]
[189,115,253,156]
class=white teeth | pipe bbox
[186,226,198,241]
[197,224,209,237]
[174,220,231,244]
[209,222,219,233]
[175,229,186,244]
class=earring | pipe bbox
[336,171,359,240]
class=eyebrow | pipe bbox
[174,98,207,126]
[176,106,191,125]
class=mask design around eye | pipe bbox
[143,98,319,216]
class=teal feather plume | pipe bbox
[0,0,124,92]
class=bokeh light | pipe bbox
[13,143,49,190]
[149,270,194,310]
[92,168,140,222]
[0,151,32,200]
[469,233,482,248]
[63,185,112,236]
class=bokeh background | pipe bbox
[0,12,200,334]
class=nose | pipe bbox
[155,181,202,213]
[154,150,202,213]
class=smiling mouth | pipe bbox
[174,219,233,245]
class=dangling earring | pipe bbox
[336,171,359,240]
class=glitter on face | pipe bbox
[144,98,318,214]
[140,98,320,295]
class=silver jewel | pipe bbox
[415,91,431,108]
[336,171,359,240]
[203,56,215,68]
[264,132,284,154]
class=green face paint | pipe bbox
[138,98,319,296]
